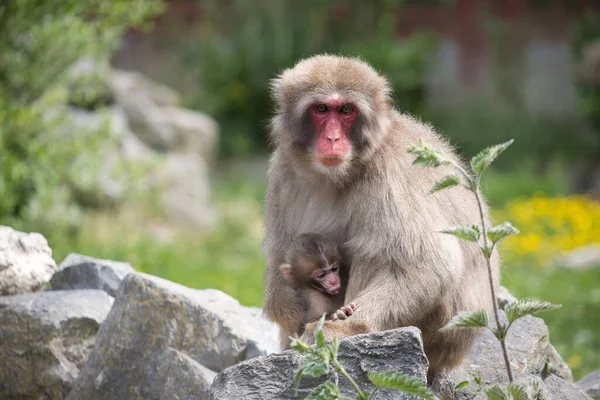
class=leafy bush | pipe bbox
[0,0,164,230]
[179,0,435,157]
[573,11,600,133]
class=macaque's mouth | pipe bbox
[318,156,344,167]
[329,288,340,295]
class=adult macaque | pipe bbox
[279,233,360,325]
[262,55,499,374]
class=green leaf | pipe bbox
[504,299,562,323]
[356,391,370,400]
[454,380,469,390]
[407,139,452,168]
[441,310,488,330]
[507,383,528,400]
[367,371,435,400]
[488,222,520,244]
[429,174,460,194]
[481,244,492,258]
[298,354,330,378]
[486,385,510,400]
[439,225,480,242]
[474,371,482,385]
[290,335,314,354]
[493,323,508,340]
[470,139,514,174]
[326,337,340,362]
[305,381,340,400]
[316,314,326,349]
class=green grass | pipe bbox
[49,174,268,307]
[41,159,597,379]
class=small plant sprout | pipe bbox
[291,314,435,400]
[407,139,561,394]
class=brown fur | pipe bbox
[262,54,499,374]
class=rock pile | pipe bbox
[0,226,597,399]
[60,59,219,231]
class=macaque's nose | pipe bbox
[326,120,341,143]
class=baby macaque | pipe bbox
[279,233,356,325]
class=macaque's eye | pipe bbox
[331,264,339,272]
[315,104,328,114]
[315,271,326,280]
[339,104,353,115]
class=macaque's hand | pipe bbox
[329,303,356,321]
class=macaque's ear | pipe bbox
[279,263,293,280]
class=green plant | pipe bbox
[180,0,435,157]
[0,0,164,230]
[290,315,435,400]
[407,139,561,398]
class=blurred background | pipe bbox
[1,0,599,380]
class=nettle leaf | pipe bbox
[305,381,340,400]
[326,337,340,362]
[407,139,452,168]
[298,354,330,378]
[368,371,435,400]
[507,384,528,400]
[429,174,461,194]
[486,385,510,400]
[493,323,508,341]
[316,314,326,349]
[440,225,481,242]
[505,299,562,323]
[470,139,514,174]
[488,222,520,244]
[454,380,469,390]
[441,310,488,330]
[290,335,313,354]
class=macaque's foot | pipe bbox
[329,303,356,321]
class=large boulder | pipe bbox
[545,374,593,400]
[0,226,57,295]
[210,327,429,400]
[577,370,600,399]
[432,313,556,399]
[0,290,114,399]
[50,253,135,296]
[68,272,279,400]
[155,152,216,227]
[112,70,218,161]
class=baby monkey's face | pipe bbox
[308,257,341,295]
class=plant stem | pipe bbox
[333,359,365,396]
[473,183,514,383]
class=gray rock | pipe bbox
[550,244,600,270]
[210,327,429,400]
[0,226,57,295]
[149,348,216,400]
[68,273,279,400]
[111,68,182,108]
[156,152,216,228]
[545,374,592,399]
[577,369,600,399]
[545,345,573,382]
[0,290,114,399]
[163,106,219,163]
[493,287,574,383]
[50,253,135,296]
[433,314,551,399]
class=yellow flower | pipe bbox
[495,195,600,266]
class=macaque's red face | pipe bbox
[312,263,341,295]
[309,95,358,168]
